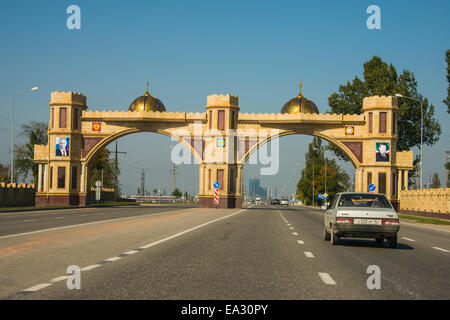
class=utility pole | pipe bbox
[171,163,176,195]
[446,151,449,187]
[114,141,127,199]
[141,168,145,196]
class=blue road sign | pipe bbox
[317,194,329,200]
[368,184,376,192]
[213,181,220,189]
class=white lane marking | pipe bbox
[401,237,415,242]
[81,264,101,271]
[123,250,138,255]
[104,257,121,262]
[50,276,69,282]
[23,283,52,292]
[297,240,304,244]
[292,232,298,236]
[304,251,314,258]
[432,247,449,253]
[318,273,337,285]
[287,223,291,226]
[0,208,195,240]
[55,217,65,219]
[24,219,35,222]
[139,208,247,250]
[289,227,294,230]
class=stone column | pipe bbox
[37,164,42,192]
[404,170,409,190]
[397,169,402,194]
[43,164,48,192]
[80,163,86,193]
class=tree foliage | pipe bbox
[89,148,118,189]
[430,173,441,189]
[172,188,182,198]
[296,137,350,205]
[14,121,48,183]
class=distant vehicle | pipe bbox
[323,192,399,248]
[255,197,261,205]
[247,200,253,205]
[280,199,289,206]
[271,199,280,205]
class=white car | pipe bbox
[322,192,399,248]
[280,199,289,206]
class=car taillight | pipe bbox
[336,217,353,224]
[382,218,399,226]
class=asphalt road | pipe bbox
[1,205,449,299]
[0,204,196,238]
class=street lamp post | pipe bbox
[312,147,320,206]
[395,94,423,189]
[10,87,39,183]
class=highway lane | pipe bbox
[0,204,196,238]
[4,205,447,300]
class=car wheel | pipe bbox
[324,226,331,241]
[331,226,339,245]
[375,237,384,247]
[388,235,397,248]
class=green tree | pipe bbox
[184,191,188,200]
[296,137,349,205]
[431,173,441,189]
[14,121,48,183]
[0,163,10,182]
[328,56,441,185]
[89,148,117,189]
[172,188,182,198]
[444,50,450,114]
[153,188,158,196]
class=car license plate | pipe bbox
[354,218,381,225]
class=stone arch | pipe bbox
[241,130,360,168]
[83,128,203,165]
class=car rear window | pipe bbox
[337,194,392,208]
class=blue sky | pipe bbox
[0,0,449,195]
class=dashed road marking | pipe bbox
[81,264,101,271]
[401,237,415,242]
[297,240,304,244]
[104,256,121,262]
[24,219,35,222]
[432,247,449,253]
[123,250,138,255]
[50,276,69,282]
[304,252,314,258]
[293,232,298,236]
[318,273,337,285]
[23,283,52,292]
[289,227,294,230]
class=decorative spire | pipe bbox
[297,79,304,98]
[144,75,150,96]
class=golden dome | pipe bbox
[281,80,319,114]
[128,80,166,112]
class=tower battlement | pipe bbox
[206,94,239,108]
[50,91,87,106]
[362,95,398,111]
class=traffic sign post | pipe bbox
[214,188,219,208]
[95,180,102,202]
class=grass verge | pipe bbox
[399,214,450,225]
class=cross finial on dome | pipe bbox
[146,75,149,93]
[299,79,302,94]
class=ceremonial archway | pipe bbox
[34,90,413,208]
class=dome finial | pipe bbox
[146,75,149,93]
[297,78,304,98]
